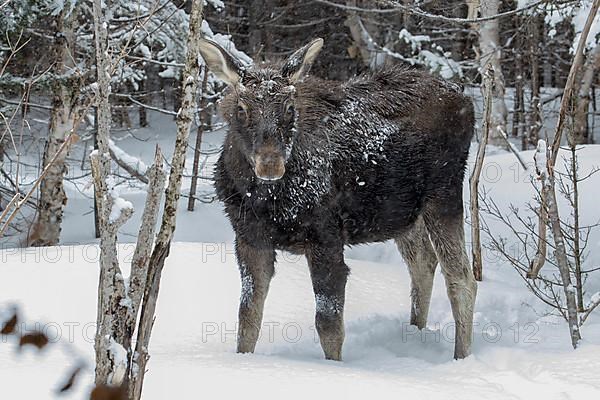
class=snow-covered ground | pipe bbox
[1,111,600,398]
[3,242,600,399]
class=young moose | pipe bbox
[199,38,477,360]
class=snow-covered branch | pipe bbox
[108,139,149,183]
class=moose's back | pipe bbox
[312,66,475,245]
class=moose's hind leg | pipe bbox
[235,238,275,354]
[423,208,477,359]
[395,217,439,329]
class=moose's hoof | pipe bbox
[453,347,471,360]
[324,352,342,361]
[321,340,343,361]
[236,340,257,354]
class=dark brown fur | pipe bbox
[200,38,478,361]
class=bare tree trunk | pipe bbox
[160,77,167,109]
[91,146,165,391]
[138,78,148,128]
[30,8,80,246]
[449,0,472,61]
[569,145,584,312]
[91,1,172,392]
[130,1,204,398]
[345,1,385,69]
[173,75,183,118]
[512,28,525,146]
[571,44,600,144]
[527,140,547,279]
[128,148,165,322]
[402,0,414,31]
[543,174,581,348]
[466,0,479,20]
[543,0,600,349]
[470,66,493,282]
[513,56,523,139]
[188,65,208,212]
[528,14,542,148]
[93,108,100,239]
[592,86,597,143]
[90,153,133,386]
[477,0,508,147]
[248,0,265,59]
[91,0,134,385]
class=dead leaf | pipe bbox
[90,384,128,400]
[57,366,82,393]
[1,312,18,335]
[19,331,49,349]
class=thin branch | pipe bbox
[470,65,492,281]
[0,134,77,238]
[314,0,570,24]
[580,295,600,325]
[112,93,177,116]
[0,97,53,110]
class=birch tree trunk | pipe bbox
[91,0,168,389]
[91,0,134,386]
[478,0,508,147]
[130,1,204,398]
[30,7,80,246]
[543,0,600,349]
[571,44,600,145]
[91,1,203,394]
[543,175,581,347]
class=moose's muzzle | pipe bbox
[253,146,286,182]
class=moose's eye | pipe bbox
[237,103,247,121]
[284,101,295,121]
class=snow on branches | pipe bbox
[522,0,600,51]
[110,0,250,89]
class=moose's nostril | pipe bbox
[254,153,285,181]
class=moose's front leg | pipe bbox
[235,237,275,354]
[306,243,349,361]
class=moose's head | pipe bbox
[199,38,324,182]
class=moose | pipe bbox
[199,37,477,361]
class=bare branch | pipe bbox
[314,0,571,24]
[470,65,493,281]
[0,134,77,238]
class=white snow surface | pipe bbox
[1,112,600,398]
[1,242,600,398]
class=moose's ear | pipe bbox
[199,38,245,86]
[281,38,324,83]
